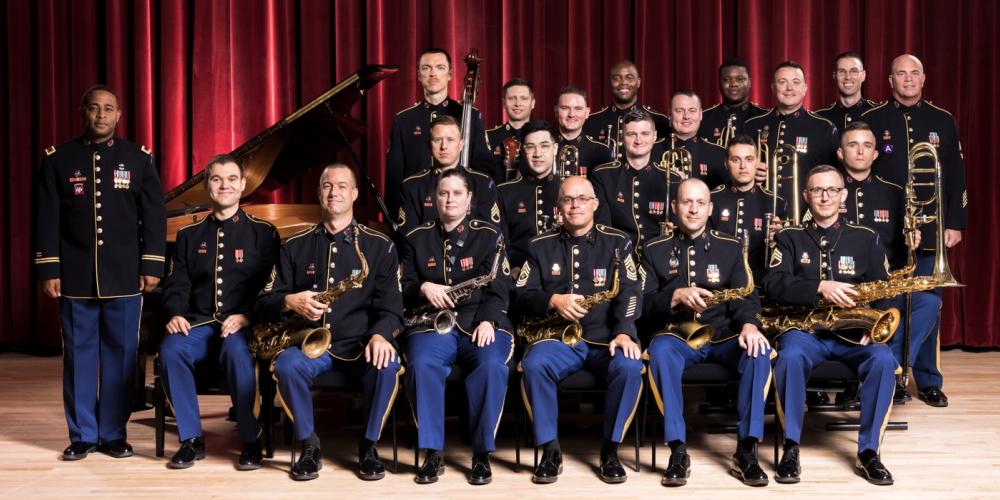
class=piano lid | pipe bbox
[163,64,399,215]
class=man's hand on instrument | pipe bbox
[609,334,641,360]
[738,324,771,358]
[220,313,249,338]
[549,293,588,321]
[754,163,768,184]
[859,333,872,346]
[365,335,396,369]
[166,315,192,335]
[283,290,326,321]
[671,286,714,313]
[908,229,923,250]
[471,321,496,347]
[818,280,859,308]
[420,282,456,309]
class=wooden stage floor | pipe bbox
[0,351,997,498]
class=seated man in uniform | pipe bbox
[256,163,404,481]
[641,178,772,487]
[516,176,644,485]
[398,115,501,234]
[160,154,280,469]
[765,165,897,486]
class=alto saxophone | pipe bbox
[250,226,369,361]
[404,240,504,334]
[516,252,620,346]
[666,236,754,350]
[759,273,953,345]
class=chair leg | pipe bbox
[260,372,275,459]
[154,377,165,458]
[392,403,399,474]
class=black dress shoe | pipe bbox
[291,444,322,481]
[774,446,801,484]
[98,439,134,459]
[236,442,263,471]
[469,452,492,485]
[357,445,385,481]
[531,449,563,484]
[63,441,97,461]
[730,452,768,486]
[894,383,912,404]
[168,437,205,469]
[661,451,690,486]
[855,452,893,485]
[918,386,949,407]
[599,454,627,484]
[415,451,444,484]
[806,391,830,407]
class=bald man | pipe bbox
[515,175,644,485]
[861,54,966,407]
[584,60,671,158]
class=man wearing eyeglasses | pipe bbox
[699,58,769,147]
[553,86,614,177]
[497,120,563,272]
[591,109,670,248]
[515,175,644,485]
[816,52,877,130]
[764,165,898,486]
[584,60,670,159]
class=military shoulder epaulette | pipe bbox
[700,138,726,151]
[710,184,726,194]
[468,219,497,233]
[140,145,152,155]
[865,98,879,107]
[465,168,491,180]
[404,221,436,238]
[497,175,524,188]
[402,169,434,184]
[759,186,785,201]
[283,225,317,244]
[924,101,955,117]
[874,175,904,191]
[358,224,391,243]
[591,161,621,172]
[709,230,740,243]
[595,224,627,239]
[702,103,721,113]
[247,214,278,229]
[642,233,674,249]
[529,230,560,243]
[861,101,889,116]
[395,102,421,116]
[775,225,806,236]
[585,136,612,148]
[744,111,770,125]
[815,102,836,113]
[486,123,504,133]
[805,110,835,127]
[44,145,57,156]
[591,105,612,115]
[845,222,876,235]
[643,105,668,117]
[177,215,210,233]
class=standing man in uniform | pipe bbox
[584,60,671,158]
[816,52,877,130]
[36,85,166,460]
[553,86,614,177]
[591,109,669,248]
[861,54,967,407]
[487,78,535,181]
[497,120,563,272]
[159,154,280,469]
[666,89,729,189]
[257,163,404,481]
[699,58,768,147]
[745,61,840,221]
[385,48,495,218]
[516,176,644,485]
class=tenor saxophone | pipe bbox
[665,236,754,349]
[516,252,620,346]
[250,226,369,361]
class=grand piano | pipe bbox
[137,65,398,431]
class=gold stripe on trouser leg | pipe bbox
[763,349,777,400]
[269,352,294,423]
[252,362,261,419]
[646,363,665,415]
[374,364,404,440]
[876,396,894,454]
[491,331,516,438]
[519,364,534,422]
[618,379,644,440]
[935,301,943,375]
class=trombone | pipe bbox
[659,138,693,235]
[556,144,579,179]
[760,137,801,268]
[717,113,737,148]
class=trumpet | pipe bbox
[557,144,579,179]
[404,240,505,334]
[658,140,693,235]
[761,141,800,268]
[666,236,754,350]
[717,113,737,148]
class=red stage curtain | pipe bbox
[2,0,997,349]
